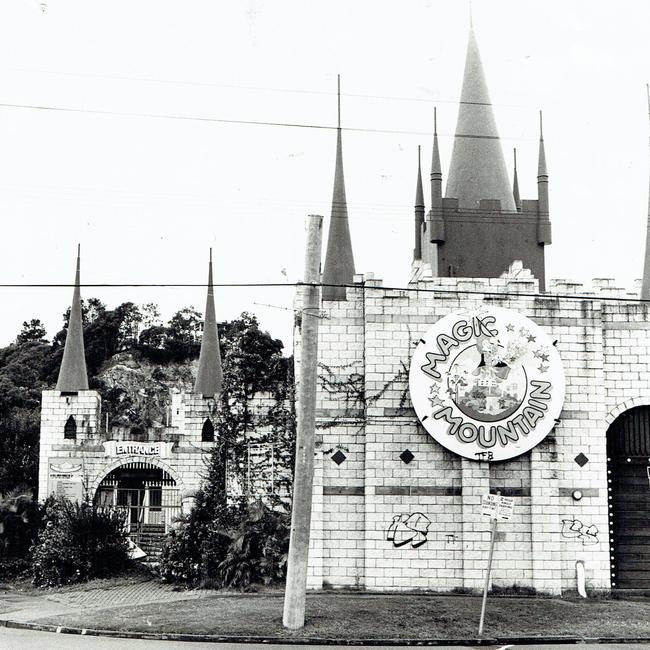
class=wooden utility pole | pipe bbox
[283,214,323,630]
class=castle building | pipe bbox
[303,25,650,593]
[39,249,224,549]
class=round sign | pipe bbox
[409,306,565,462]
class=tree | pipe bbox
[16,319,47,345]
[164,307,203,361]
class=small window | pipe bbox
[201,418,215,442]
[64,415,77,440]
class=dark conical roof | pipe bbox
[56,245,89,391]
[322,76,355,301]
[194,250,223,398]
[445,28,516,211]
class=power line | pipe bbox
[0,101,537,141]
[0,280,644,305]
[8,67,535,110]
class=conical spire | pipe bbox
[513,148,521,211]
[56,245,88,391]
[194,249,223,398]
[536,111,552,246]
[322,75,355,301]
[537,111,548,179]
[414,146,424,261]
[537,111,549,216]
[445,27,516,211]
[641,85,650,300]
[431,107,442,206]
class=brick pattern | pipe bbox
[309,272,643,593]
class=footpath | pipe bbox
[3,576,650,645]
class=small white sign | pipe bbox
[102,440,174,458]
[481,493,514,520]
[481,493,499,518]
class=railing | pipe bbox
[115,503,183,544]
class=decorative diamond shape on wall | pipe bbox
[400,449,415,464]
[331,450,346,465]
[574,453,589,467]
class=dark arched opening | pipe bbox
[202,418,215,442]
[64,415,77,440]
[607,405,650,589]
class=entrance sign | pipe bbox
[47,459,83,502]
[102,441,174,458]
[481,493,514,520]
[409,306,565,462]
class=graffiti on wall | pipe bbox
[387,512,431,548]
[561,518,599,545]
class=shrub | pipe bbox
[0,488,40,579]
[31,498,130,587]
[159,497,289,591]
[215,500,289,589]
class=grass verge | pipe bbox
[38,591,650,640]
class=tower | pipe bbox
[39,246,102,500]
[417,26,552,290]
[170,250,223,443]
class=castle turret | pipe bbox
[413,146,424,261]
[537,111,552,245]
[194,249,223,398]
[56,245,88,392]
[445,27,516,211]
[322,75,355,301]
[411,22,551,290]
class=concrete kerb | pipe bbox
[4,620,650,646]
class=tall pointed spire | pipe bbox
[414,146,424,261]
[194,249,223,398]
[431,107,442,206]
[56,245,88,391]
[513,148,521,211]
[428,107,446,251]
[641,85,650,300]
[322,74,355,301]
[445,26,516,211]
[537,110,552,247]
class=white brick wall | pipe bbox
[308,274,645,593]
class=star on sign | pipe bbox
[519,327,528,336]
[540,353,549,362]
[429,396,444,407]
[506,323,515,332]
[533,349,543,359]
[538,364,549,373]
[429,384,440,395]
[527,334,536,342]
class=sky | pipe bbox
[0,0,648,352]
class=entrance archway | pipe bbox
[607,406,650,589]
[94,461,182,545]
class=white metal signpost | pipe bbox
[478,492,513,637]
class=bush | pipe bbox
[159,497,289,591]
[31,498,130,587]
[0,488,40,580]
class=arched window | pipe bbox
[201,418,215,442]
[64,415,77,440]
